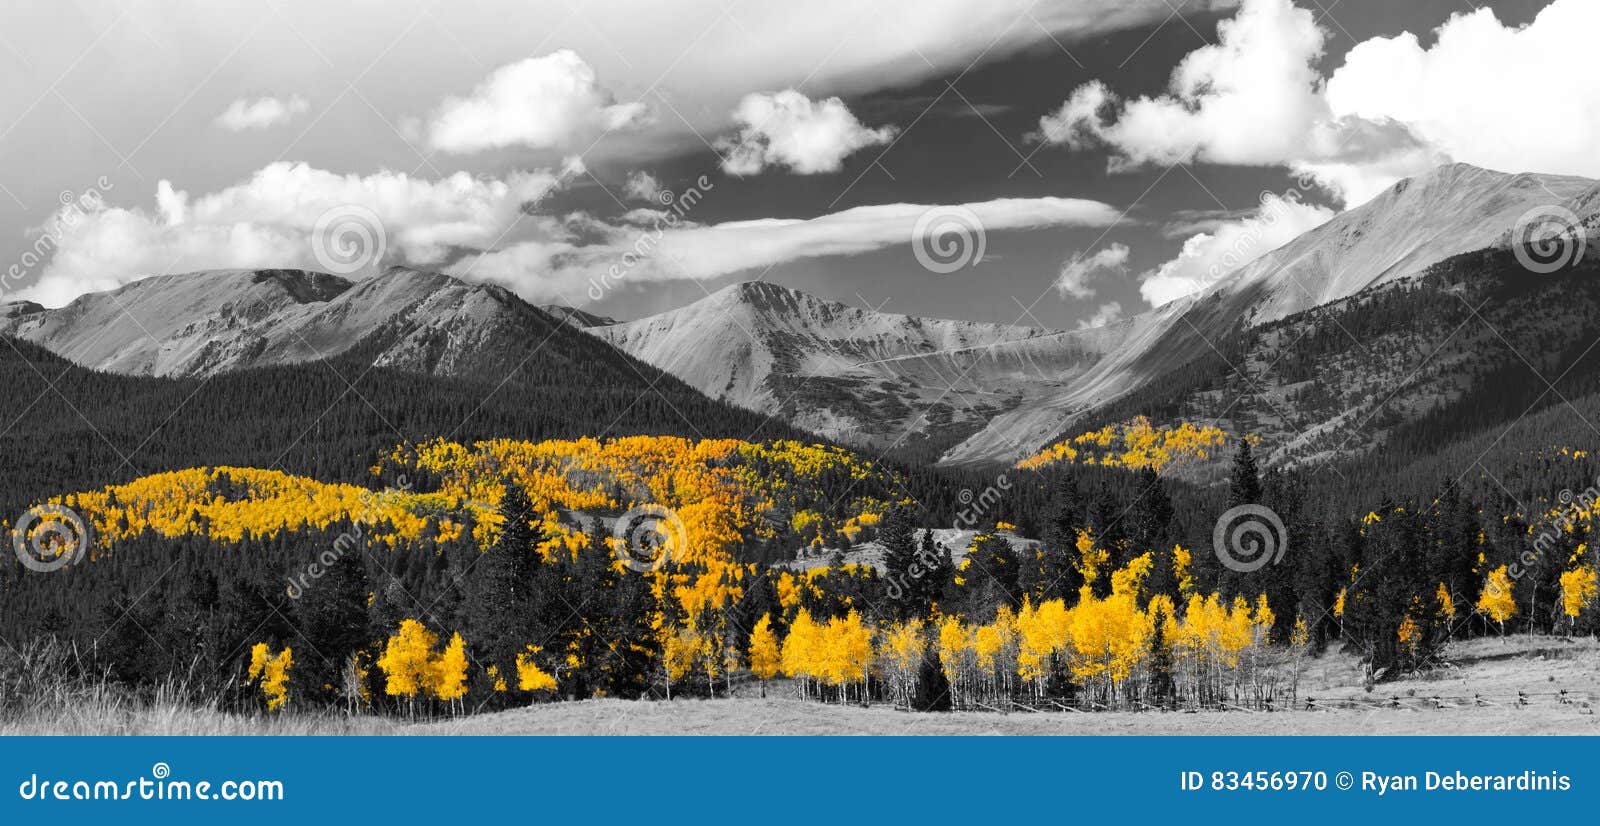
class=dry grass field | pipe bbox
[425,636,1600,735]
[5,636,1596,736]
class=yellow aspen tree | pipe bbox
[1287,615,1310,703]
[1016,598,1070,698]
[1246,594,1275,705]
[780,608,820,699]
[972,622,1004,707]
[262,647,292,712]
[516,646,558,693]
[748,613,782,696]
[247,642,269,685]
[1397,615,1420,653]
[430,632,470,713]
[1172,545,1195,599]
[937,616,972,709]
[1477,566,1517,634]
[247,643,294,712]
[1076,528,1108,586]
[1560,565,1598,621]
[376,619,438,707]
[1436,583,1457,622]
[834,610,874,704]
[876,619,925,709]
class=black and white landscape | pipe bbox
[2,0,1599,736]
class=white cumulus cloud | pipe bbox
[1037,0,1600,208]
[423,50,651,153]
[717,90,897,176]
[1140,193,1333,307]
[1033,0,1438,206]
[1323,0,1600,183]
[20,162,571,307]
[213,95,310,131]
[1077,301,1124,330]
[1039,0,1328,170]
[1054,243,1130,299]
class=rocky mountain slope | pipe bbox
[944,163,1600,465]
[595,165,1600,465]
[0,266,643,383]
[592,280,1107,455]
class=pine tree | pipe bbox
[1227,438,1262,508]
[922,531,955,612]
[878,506,923,620]
[960,533,1022,614]
[913,643,953,712]
[1218,438,1266,599]
[1029,475,1084,602]
[1132,468,1179,599]
[466,485,544,692]
[1147,600,1176,708]
[295,541,369,703]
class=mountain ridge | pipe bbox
[6,162,1595,469]
[591,279,1093,453]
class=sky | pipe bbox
[0,0,1584,329]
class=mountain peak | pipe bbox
[715,279,813,304]
[1389,162,1595,201]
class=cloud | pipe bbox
[213,95,309,131]
[1322,0,1600,182]
[1034,0,1438,205]
[716,90,897,175]
[423,50,651,153]
[1038,0,1600,208]
[454,196,1122,302]
[1054,243,1129,299]
[1068,0,1600,310]
[1057,0,1330,168]
[19,162,572,307]
[1139,192,1333,306]
[1077,301,1124,330]
[622,170,665,203]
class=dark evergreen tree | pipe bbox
[921,530,956,614]
[878,506,924,620]
[1132,468,1179,599]
[959,533,1022,615]
[1147,599,1176,708]
[913,646,953,712]
[1227,438,1263,508]
[1027,475,1085,602]
[294,538,370,703]
[465,485,544,690]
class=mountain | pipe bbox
[8,164,1594,472]
[1201,162,1599,325]
[542,304,619,329]
[943,163,1600,465]
[0,328,810,521]
[593,164,1600,467]
[0,266,655,383]
[592,280,1104,455]
[1020,247,1600,487]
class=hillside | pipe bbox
[1022,248,1600,491]
[0,333,808,522]
[942,164,1600,465]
